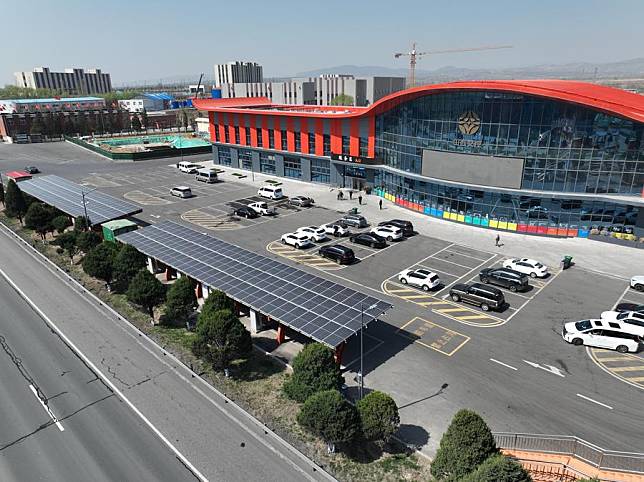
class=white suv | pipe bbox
[321,223,349,237]
[562,320,641,353]
[280,232,313,249]
[398,269,440,291]
[631,276,644,291]
[370,225,403,241]
[502,258,548,278]
[296,226,328,242]
[600,310,644,337]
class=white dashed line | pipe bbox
[576,393,613,410]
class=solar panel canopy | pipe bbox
[18,175,142,226]
[117,221,392,348]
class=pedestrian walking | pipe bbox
[358,194,363,205]
[379,199,383,210]
[349,190,353,200]
[495,234,501,247]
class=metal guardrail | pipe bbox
[493,432,644,474]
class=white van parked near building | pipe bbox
[562,319,641,353]
[178,161,200,173]
[257,186,284,200]
[195,169,218,183]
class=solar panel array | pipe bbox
[18,175,142,226]
[117,221,392,348]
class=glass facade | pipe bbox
[218,146,232,166]
[259,152,275,174]
[284,156,302,178]
[376,91,643,194]
[311,159,330,184]
[239,149,253,171]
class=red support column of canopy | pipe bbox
[276,324,286,345]
[334,342,346,365]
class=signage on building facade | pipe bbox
[331,153,378,165]
[454,110,483,147]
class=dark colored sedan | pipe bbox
[616,303,644,313]
[289,196,314,207]
[378,219,414,236]
[24,166,40,174]
[318,245,355,264]
[349,232,387,249]
[234,206,259,219]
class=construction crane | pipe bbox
[394,43,513,87]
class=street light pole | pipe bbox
[359,302,379,401]
[81,187,98,228]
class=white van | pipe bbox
[170,186,193,198]
[562,319,641,353]
[257,186,284,200]
[178,161,199,173]
[195,169,218,183]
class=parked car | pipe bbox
[289,196,314,207]
[449,283,505,311]
[195,169,218,183]
[478,267,529,292]
[615,302,644,313]
[562,320,641,353]
[280,232,313,249]
[234,206,259,219]
[248,201,276,216]
[370,225,403,241]
[349,232,387,249]
[502,258,548,278]
[24,166,40,174]
[600,310,644,337]
[170,186,193,198]
[321,223,349,237]
[296,226,328,242]
[257,186,284,200]
[178,161,200,173]
[378,219,414,237]
[318,245,355,265]
[631,276,644,292]
[398,269,440,291]
[341,214,368,228]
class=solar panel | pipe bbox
[18,175,142,226]
[118,220,392,348]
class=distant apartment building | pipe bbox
[14,67,112,95]
[214,61,263,86]
[219,75,405,107]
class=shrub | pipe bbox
[82,242,118,282]
[297,390,360,452]
[126,269,166,316]
[357,390,400,445]
[283,343,343,403]
[430,409,497,480]
[4,181,27,223]
[163,276,197,326]
[112,244,147,293]
[24,202,54,240]
[192,308,251,371]
[201,289,234,315]
[52,215,72,234]
[73,215,90,232]
[460,454,531,482]
[54,231,78,263]
[76,230,102,253]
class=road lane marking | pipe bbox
[612,284,633,310]
[587,348,644,391]
[396,317,470,356]
[523,360,565,377]
[29,384,64,432]
[610,366,644,372]
[576,393,613,410]
[490,358,518,371]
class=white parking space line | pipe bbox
[490,358,518,371]
[417,266,462,278]
[505,268,564,322]
[612,284,634,310]
[576,393,613,410]
[433,254,499,296]
[29,384,64,431]
[443,250,491,262]
[429,257,478,269]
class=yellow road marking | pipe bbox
[610,366,644,372]
[400,294,434,300]
[436,308,470,313]
[457,314,493,320]
[592,356,633,362]
[417,301,450,306]
[627,377,644,382]
[386,287,418,294]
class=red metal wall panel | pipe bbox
[208,112,216,142]
[367,115,375,158]
[239,114,247,146]
[300,117,309,154]
[249,115,258,147]
[286,117,295,152]
[261,116,269,148]
[330,119,342,154]
[227,111,235,144]
[274,121,282,150]
[217,112,226,143]
[315,118,324,156]
[349,117,360,156]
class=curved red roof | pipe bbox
[194,80,644,123]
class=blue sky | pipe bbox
[4,0,642,86]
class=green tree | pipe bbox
[4,181,27,223]
[64,115,75,135]
[330,94,354,106]
[82,241,118,283]
[74,215,90,232]
[76,230,102,253]
[192,308,252,372]
[30,113,45,135]
[283,343,343,402]
[131,114,142,132]
[24,202,54,240]
[0,182,4,206]
[175,109,184,131]
[126,269,166,316]
[52,215,72,235]
[357,391,400,445]
[297,390,360,453]
[45,112,56,137]
[163,276,197,326]
[76,114,88,136]
[112,244,148,293]
[54,231,79,264]
[430,409,498,480]
[182,110,189,132]
[141,108,148,131]
[201,289,235,315]
[460,454,532,482]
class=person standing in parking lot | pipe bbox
[379,199,383,210]
[358,194,363,205]
[495,234,501,247]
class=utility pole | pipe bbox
[81,187,98,228]
[359,302,379,400]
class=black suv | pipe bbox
[318,245,355,264]
[234,206,259,219]
[378,219,414,237]
[449,283,505,311]
[349,232,387,248]
[478,268,528,292]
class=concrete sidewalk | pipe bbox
[197,161,644,282]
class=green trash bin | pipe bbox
[561,255,573,270]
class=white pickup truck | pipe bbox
[248,201,276,216]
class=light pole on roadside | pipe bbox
[81,187,98,228]
[359,302,379,400]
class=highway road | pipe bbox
[0,224,331,481]
[0,276,197,481]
